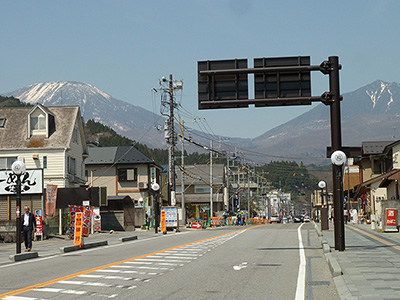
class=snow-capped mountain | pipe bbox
[3,81,165,148]
[248,80,400,163]
[3,80,400,164]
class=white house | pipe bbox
[0,104,87,224]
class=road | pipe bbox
[0,223,338,300]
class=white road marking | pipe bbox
[3,297,46,300]
[295,223,306,300]
[35,288,86,295]
[233,262,248,271]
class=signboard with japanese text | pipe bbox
[74,212,83,247]
[69,206,83,239]
[34,209,43,237]
[82,206,93,237]
[0,169,43,195]
[162,206,178,228]
[161,210,166,233]
[385,208,398,232]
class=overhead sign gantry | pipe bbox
[197,56,346,251]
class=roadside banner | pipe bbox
[385,208,398,232]
[74,212,83,247]
[69,206,83,239]
[162,207,178,228]
[161,210,166,234]
[34,209,43,237]
[45,184,57,218]
[93,207,101,232]
[82,206,92,237]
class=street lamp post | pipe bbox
[151,183,160,234]
[318,180,328,230]
[12,160,26,254]
[331,150,347,251]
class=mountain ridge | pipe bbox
[3,79,400,164]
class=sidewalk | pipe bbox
[0,227,185,265]
[316,221,400,300]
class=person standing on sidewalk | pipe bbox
[344,208,349,224]
[21,206,36,252]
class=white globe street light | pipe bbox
[12,160,26,175]
[330,150,347,166]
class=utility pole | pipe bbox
[168,74,176,206]
[181,125,185,224]
[159,75,183,207]
[226,152,230,212]
[210,140,213,217]
[247,165,250,220]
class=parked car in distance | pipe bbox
[270,215,281,223]
[304,216,310,222]
[294,215,304,223]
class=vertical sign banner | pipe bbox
[82,206,92,237]
[74,212,83,247]
[161,210,166,234]
[45,184,58,218]
[150,167,156,185]
[93,207,101,232]
[34,209,43,237]
[386,208,397,232]
[69,206,83,239]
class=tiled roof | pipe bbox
[86,146,154,165]
[362,141,393,155]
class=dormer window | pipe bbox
[27,104,55,138]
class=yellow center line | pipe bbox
[347,225,400,251]
[0,225,262,299]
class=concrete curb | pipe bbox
[60,240,108,253]
[333,276,359,300]
[9,251,39,262]
[325,252,342,277]
[119,235,138,243]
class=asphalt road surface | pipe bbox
[0,223,339,300]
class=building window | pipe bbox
[31,114,46,130]
[68,157,76,175]
[72,127,79,144]
[0,118,6,127]
[43,156,47,169]
[195,185,210,194]
[118,168,137,182]
[0,157,17,170]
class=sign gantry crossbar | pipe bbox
[198,56,342,109]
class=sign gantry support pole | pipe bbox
[328,56,345,251]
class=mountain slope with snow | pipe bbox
[4,81,165,148]
[3,80,400,164]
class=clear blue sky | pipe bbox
[1,0,399,139]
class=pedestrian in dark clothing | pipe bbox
[22,206,36,252]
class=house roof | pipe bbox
[362,141,393,155]
[86,146,155,165]
[175,164,225,185]
[0,105,82,150]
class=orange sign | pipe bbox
[74,212,83,247]
[161,210,166,234]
